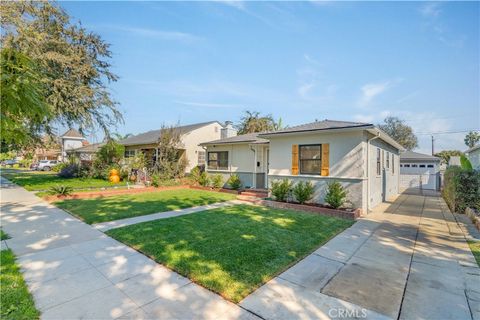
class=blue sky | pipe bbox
[61,1,479,153]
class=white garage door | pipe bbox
[400,174,437,190]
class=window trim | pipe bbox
[299,144,322,175]
[124,150,136,158]
[207,151,228,170]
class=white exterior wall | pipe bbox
[182,122,223,172]
[204,144,258,188]
[467,148,480,170]
[367,135,400,209]
[399,160,439,190]
[267,130,368,212]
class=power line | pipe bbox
[416,129,480,135]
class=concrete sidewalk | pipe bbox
[0,178,256,320]
[93,199,245,232]
[240,193,480,320]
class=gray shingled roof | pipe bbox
[200,132,269,145]
[119,121,220,146]
[61,128,84,138]
[258,119,372,136]
[400,151,440,161]
[68,142,105,153]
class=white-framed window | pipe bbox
[124,150,135,158]
[419,164,426,168]
[386,151,390,169]
[198,151,206,166]
[427,164,434,168]
[299,144,322,175]
[412,164,418,168]
[392,154,395,174]
[376,148,381,175]
[404,164,410,168]
[208,151,228,170]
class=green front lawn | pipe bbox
[55,189,236,224]
[107,204,353,303]
[467,240,480,267]
[0,249,40,319]
[2,171,127,191]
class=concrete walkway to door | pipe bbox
[241,193,480,320]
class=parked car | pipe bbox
[1,159,19,167]
[30,162,39,170]
[36,160,59,171]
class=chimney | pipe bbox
[221,121,237,139]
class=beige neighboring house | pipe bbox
[119,121,236,172]
[201,119,404,213]
[466,145,480,170]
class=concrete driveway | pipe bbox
[241,193,480,320]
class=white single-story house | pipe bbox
[399,151,441,191]
[119,121,236,172]
[201,119,404,212]
[466,145,480,170]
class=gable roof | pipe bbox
[119,121,221,146]
[67,142,105,154]
[258,119,373,137]
[61,128,84,139]
[400,150,440,162]
[200,132,269,146]
[466,145,480,153]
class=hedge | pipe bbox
[442,166,480,213]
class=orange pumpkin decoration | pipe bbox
[109,169,119,176]
[109,174,120,183]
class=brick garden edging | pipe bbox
[43,185,189,201]
[241,198,362,220]
[43,185,241,202]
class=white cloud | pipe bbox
[106,26,202,43]
[213,0,245,10]
[419,2,441,18]
[304,54,321,66]
[298,83,315,99]
[358,81,391,107]
[173,100,241,109]
[353,114,375,123]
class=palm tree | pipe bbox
[111,132,133,141]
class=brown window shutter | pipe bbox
[292,144,299,175]
[321,143,329,176]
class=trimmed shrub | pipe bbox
[52,162,68,173]
[151,174,160,187]
[292,181,315,204]
[190,166,202,185]
[270,179,293,202]
[58,163,81,178]
[211,174,224,189]
[198,172,210,187]
[443,166,480,213]
[227,174,242,190]
[324,181,348,209]
[48,185,73,196]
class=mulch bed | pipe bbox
[241,198,362,220]
[43,185,189,202]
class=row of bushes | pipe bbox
[442,166,480,213]
[270,179,348,209]
[190,167,242,190]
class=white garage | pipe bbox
[400,151,441,191]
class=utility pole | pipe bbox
[431,135,435,156]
